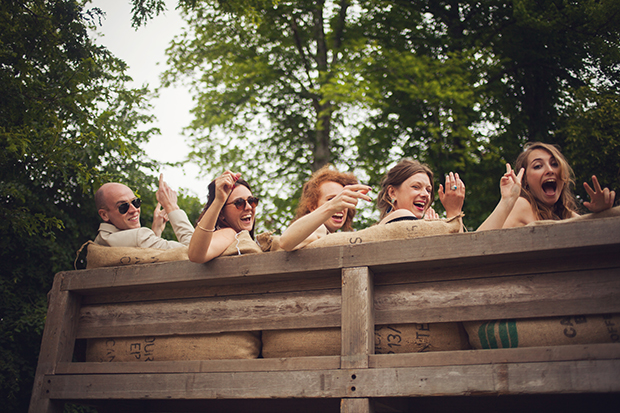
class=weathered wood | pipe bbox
[29,274,81,413]
[82,274,342,305]
[344,360,620,397]
[374,267,620,324]
[341,267,374,369]
[44,360,620,400]
[30,216,620,412]
[369,343,620,368]
[60,217,620,295]
[77,288,342,338]
[45,370,351,399]
[56,356,341,374]
[341,398,374,413]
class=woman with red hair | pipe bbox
[279,165,371,251]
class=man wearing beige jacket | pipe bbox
[94,174,194,249]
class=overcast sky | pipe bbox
[89,0,207,200]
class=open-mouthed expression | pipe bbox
[390,172,432,218]
[526,149,564,207]
[317,181,347,233]
[221,185,256,233]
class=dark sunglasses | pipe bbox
[117,198,142,214]
[225,196,259,210]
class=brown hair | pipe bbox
[293,165,359,231]
[515,142,577,220]
[377,159,435,219]
[197,178,255,238]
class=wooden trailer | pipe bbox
[30,216,620,412]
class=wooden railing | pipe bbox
[29,216,620,412]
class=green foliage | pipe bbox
[0,1,176,410]
[157,0,619,230]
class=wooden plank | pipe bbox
[341,398,374,413]
[29,274,82,413]
[374,268,620,324]
[61,247,344,294]
[345,217,620,272]
[341,267,374,369]
[369,343,620,368]
[56,356,341,374]
[373,244,619,287]
[61,217,620,294]
[45,360,620,400]
[45,370,352,399]
[346,360,620,397]
[82,274,342,305]
[77,288,341,339]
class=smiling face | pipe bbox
[389,172,432,219]
[98,183,141,230]
[315,181,347,233]
[220,185,256,233]
[525,148,565,207]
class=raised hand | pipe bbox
[213,171,242,203]
[424,206,440,220]
[151,202,169,237]
[583,175,616,213]
[438,172,465,218]
[500,164,524,204]
[324,184,372,214]
[156,173,180,213]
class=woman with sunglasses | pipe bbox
[279,165,371,251]
[188,171,260,263]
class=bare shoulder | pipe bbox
[503,197,536,228]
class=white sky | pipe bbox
[88,0,207,201]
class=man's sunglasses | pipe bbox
[117,198,142,214]
[225,196,259,210]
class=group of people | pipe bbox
[93,142,616,263]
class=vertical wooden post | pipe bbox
[341,266,374,413]
[29,273,81,413]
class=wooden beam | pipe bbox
[341,267,374,369]
[29,274,81,413]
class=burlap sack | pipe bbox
[375,323,470,354]
[255,231,275,252]
[527,205,620,226]
[262,322,470,358]
[305,216,462,249]
[85,332,261,362]
[220,230,263,256]
[83,241,188,269]
[464,314,620,349]
[262,328,341,358]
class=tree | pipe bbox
[0,1,168,410]
[146,0,618,230]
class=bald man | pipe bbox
[94,175,194,249]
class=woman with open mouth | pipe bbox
[502,142,615,228]
[188,171,259,263]
[279,165,372,251]
[377,159,466,227]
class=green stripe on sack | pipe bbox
[486,321,499,349]
[498,320,519,348]
[477,321,500,349]
[507,319,518,347]
[477,322,490,349]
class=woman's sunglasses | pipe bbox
[117,198,142,214]
[225,196,259,210]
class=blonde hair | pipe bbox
[515,142,577,220]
